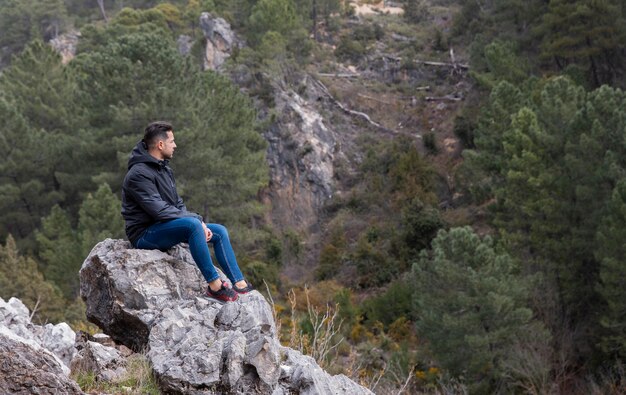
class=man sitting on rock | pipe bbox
[121,121,252,302]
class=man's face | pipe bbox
[160,131,177,160]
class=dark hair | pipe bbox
[143,121,173,149]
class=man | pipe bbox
[122,121,252,302]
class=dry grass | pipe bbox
[72,353,160,395]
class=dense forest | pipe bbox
[1,0,625,393]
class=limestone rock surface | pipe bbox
[80,238,373,395]
[0,327,84,395]
[0,296,76,372]
[71,335,128,382]
[49,30,80,64]
[200,12,240,70]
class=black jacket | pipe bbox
[122,141,202,245]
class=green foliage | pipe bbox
[361,137,436,206]
[536,0,626,86]
[246,0,311,63]
[470,76,626,363]
[248,0,299,44]
[353,235,400,288]
[315,229,345,280]
[78,183,125,257]
[0,40,82,246]
[36,205,82,299]
[0,235,66,323]
[422,132,438,155]
[362,279,413,327]
[399,197,444,258]
[403,0,429,24]
[36,184,123,299]
[472,40,529,88]
[412,227,544,392]
[334,36,367,63]
[241,259,279,287]
[453,114,476,149]
[595,180,626,359]
[0,0,68,65]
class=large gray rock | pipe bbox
[80,239,373,394]
[79,240,207,351]
[0,297,76,372]
[0,326,83,394]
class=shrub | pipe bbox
[423,132,438,154]
[361,279,413,327]
[335,36,366,63]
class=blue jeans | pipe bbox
[134,217,244,284]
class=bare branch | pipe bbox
[29,295,41,321]
[96,0,109,23]
[395,366,415,395]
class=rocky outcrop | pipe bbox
[0,327,84,395]
[80,238,373,394]
[200,12,240,70]
[262,77,364,234]
[49,30,80,64]
[0,297,84,394]
[0,297,76,372]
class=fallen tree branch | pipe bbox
[381,54,469,70]
[416,59,470,70]
[357,93,394,104]
[425,94,464,102]
[310,77,393,132]
[317,72,361,78]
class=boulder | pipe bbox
[0,296,76,372]
[0,326,83,394]
[80,239,373,394]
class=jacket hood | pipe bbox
[128,141,168,169]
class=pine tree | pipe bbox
[471,77,626,362]
[596,180,626,359]
[536,0,626,86]
[412,227,544,392]
[78,183,125,257]
[0,40,85,246]
[172,69,268,229]
[0,0,68,65]
[0,235,66,323]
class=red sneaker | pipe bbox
[206,282,238,302]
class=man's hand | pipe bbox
[203,223,213,242]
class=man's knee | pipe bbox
[176,217,204,235]
[212,224,228,236]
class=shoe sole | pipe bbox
[206,293,238,303]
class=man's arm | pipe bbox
[126,172,201,222]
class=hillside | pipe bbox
[1,0,626,394]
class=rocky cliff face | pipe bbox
[79,238,373,394]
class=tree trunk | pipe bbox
[97,0,109,23]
